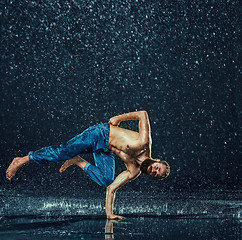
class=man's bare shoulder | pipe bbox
[126,161,141,177]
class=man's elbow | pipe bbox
[139,110,147,114]
[106,185,116,194]
[138,110,148,118]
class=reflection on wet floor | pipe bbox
[0,215,241,240]
[0,189,241,239]
[105,220,114,239]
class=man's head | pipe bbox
[140,158,170,180]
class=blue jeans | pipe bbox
[28,123,115,187]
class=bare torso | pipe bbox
[108,125,151,170]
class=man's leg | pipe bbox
[6,125,98,180]
[57,123,115,187]
[59,150,115,187]
[83,151,115,187]
[6,156,30,180]
[59,155,88,172]
[28,129,94,164]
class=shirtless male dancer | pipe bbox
[6,111,170,220]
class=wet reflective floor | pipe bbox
[0,189,241,239]
[0,215,240,240]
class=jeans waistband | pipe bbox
[98,123,110,149]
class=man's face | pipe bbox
[147,162,167,178]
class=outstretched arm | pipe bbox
[106,169,140,220]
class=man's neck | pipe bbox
[136,156,151,166]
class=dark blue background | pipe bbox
[1,0,241,194]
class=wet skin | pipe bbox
[6,111,166,221]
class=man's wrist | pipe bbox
[106,213,112,218]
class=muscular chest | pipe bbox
[109,125,150,162]
[110,144,148,163]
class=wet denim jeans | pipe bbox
[28,123,115,187]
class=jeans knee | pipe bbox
[103,177,114,187]
[98,177,113,187]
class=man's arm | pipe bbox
[106,169,140,220]
[109,111,151,144]
[109,111,146,125]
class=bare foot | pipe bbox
[6,156,29,180]
[59,156,81,173]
